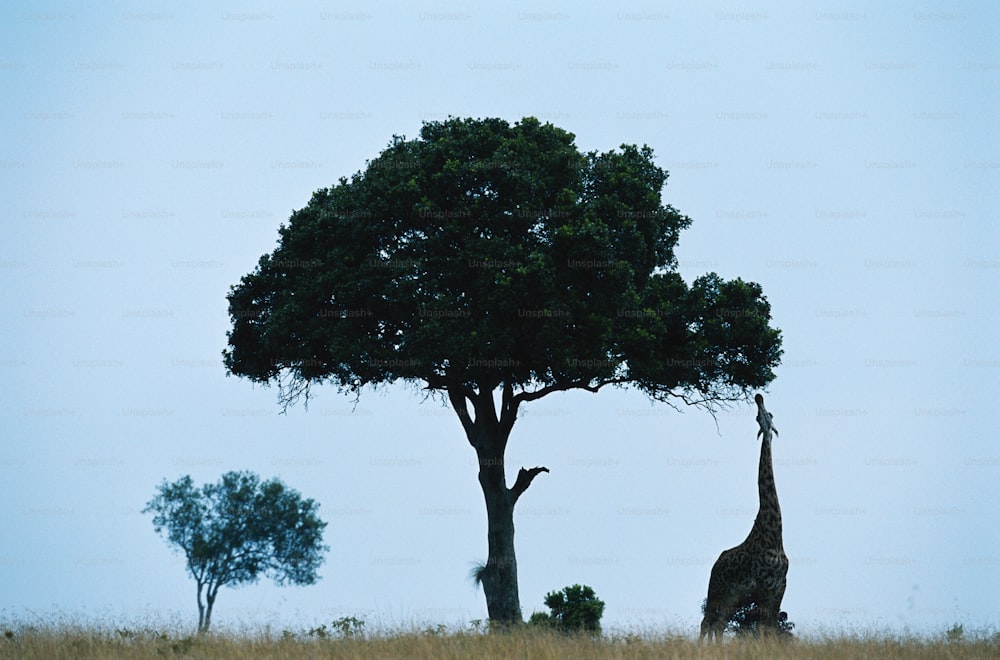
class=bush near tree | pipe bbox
[702,596,795,638]
[529,584,605,633]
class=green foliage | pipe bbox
[528,611,554,628]
[306,625,328,639]
[311,616,367,640]
[334,616,367,639]
[703,595,795,638]
[302,615,367,640]
[531,584,605,634]
[223,116,781,410]
[143,471,329,632]
[946,623,964,642]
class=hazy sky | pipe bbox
[2,1,997,637]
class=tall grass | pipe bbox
[1,618,997,659]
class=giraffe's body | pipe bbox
[700,394,788,640]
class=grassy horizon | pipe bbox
[2,617,998,660]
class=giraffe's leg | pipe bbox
[700,622,721,643]
[700,603,723,641]
[770,578,788,634]
[758,579,786,635]
[701,559,727,641]
[758,600,778,634]
[700,597,727,642]
[703,616,725,643]
[702,589,740,642]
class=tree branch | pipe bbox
[423,373,448,390]
[499,380,517,437]
[276,370,312,413]
[511,378,627,407]
[635,384,750,415]
[509,466,549,505]
[446,382,476,439]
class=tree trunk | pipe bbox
[476,441,522,625]
[203,587,217,633]
[451,384,548,626]
[196,581,207,634]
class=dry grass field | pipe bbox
[2,621,998,660]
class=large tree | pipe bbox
[143,471,328,633]
[223,116,782,624]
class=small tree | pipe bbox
[530,584,605,633]
[143,471,328,633]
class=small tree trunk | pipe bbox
[196,581,207,634]
[203,588,217,633]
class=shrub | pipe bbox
[702,595,795,638]
[530,584,605,633]
[307,616,366,640]
[701,595,795,637]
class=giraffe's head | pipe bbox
[755,393,778,439]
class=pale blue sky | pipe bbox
[1,1,998,636]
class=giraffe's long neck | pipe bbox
[751,431,783,545]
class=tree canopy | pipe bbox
[143,471,328,633]
[224,116,781,411]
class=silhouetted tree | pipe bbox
[224,116,782,624]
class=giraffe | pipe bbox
[699,393,788,641]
